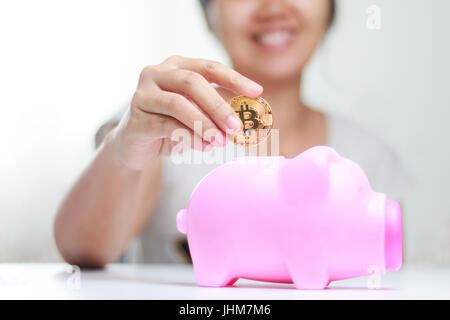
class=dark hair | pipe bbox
[200,0,336,28]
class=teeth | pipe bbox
[256,31,291,46]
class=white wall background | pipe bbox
[0,0,449,265]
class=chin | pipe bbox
[240,57,303,84]
[231,39,307,83]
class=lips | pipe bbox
[252,29,294,51]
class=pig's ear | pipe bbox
[278,146,339,204]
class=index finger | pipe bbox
[168,57,263,98]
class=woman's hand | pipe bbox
[106,56,263,170]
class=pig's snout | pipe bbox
[385,200,403,271]
[177,209,188,234]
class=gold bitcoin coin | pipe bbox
[228,95,273,146]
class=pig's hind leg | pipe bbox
[195,270,238,288]
[190,229,239,287]
[193,253,238,287]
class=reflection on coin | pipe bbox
[228,95,273,146]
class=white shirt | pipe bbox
[113,112,411,264]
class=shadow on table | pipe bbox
[53,269,394,291]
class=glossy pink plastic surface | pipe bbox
[176,146,402,289]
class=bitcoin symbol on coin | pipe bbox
[228,95,273,146]
[236,102,260,133]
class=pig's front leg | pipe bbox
[284,240,330,289]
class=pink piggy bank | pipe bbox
[176,146,402,289]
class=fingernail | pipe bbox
[246,82,263,95]
[226,115,242,132]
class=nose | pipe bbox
[255,0,291,22]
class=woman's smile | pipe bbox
[251,27,296,52]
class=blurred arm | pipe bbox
[54,123,163,268]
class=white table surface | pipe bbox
[0,263,449,299]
